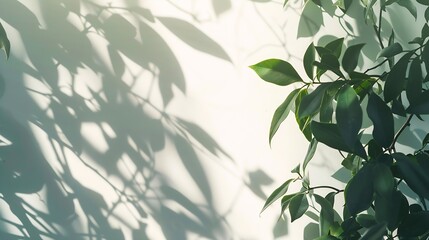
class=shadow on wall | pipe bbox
[0,0,279,239]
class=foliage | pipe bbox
[251,0,429,239]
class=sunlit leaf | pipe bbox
[261,179,294,214]
[336,85,362,150]
[269,89,300,144]
[345,164,374,216]
[250,59,304,86]
[367,93,394,148]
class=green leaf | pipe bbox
[356,214,377,228]
[336,85,362,150]
[295,89,313,141]
[373,163,394,196]
[303,138,318,172]
[367,93,394,148]
[422,133,429,147]
[393,153,429,200]
[384,52,412,102]
[311,121,367,159]
[269,89,300,144]
[0,22,10,59]
[325,38,344,59]
[392,96,407,116]
[314,194,335,236]
[280,193,298,216]
[304,43,316,79]
[407,90,429,114]
[375,191,407,231]
[283,0,289,7]
[250,59,304,86]
[397,0,417,20]
[353,78,377,98]
[342,43,365,73]
[315,54,344,78]
[299,82,342,119]
[368,139,383,159]
[377,42,403,59]
[345,164,374,215]
[422,24,429,39]
[289,193,309,222]
[398,211,429,238]
[360,222,387,240]
[261,178,294,214]
[425,7,429,21]
[406,58,422,104]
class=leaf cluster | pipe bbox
[251,0,429,239]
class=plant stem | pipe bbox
[388,114,414,152]
[307,185,344,194]
[364,59,389,74]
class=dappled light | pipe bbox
[0,0,286,239]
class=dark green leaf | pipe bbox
[345,164,374,215]
[298,84,330,119]
[422,133,429,147]
[280,193,298,216]
[289,193,309,222]
[392,96,407,116]
[406,58,422,104]
[315,54,344,78]
[304,43,316,79]
[367,93,394,148]
[397,0,417,20]
[425,7,429,21]
[417,0,429,6]
[407,90,429,114]
[299,82,343,120]
[250,59,304,86]
[377,42,403,59]
[373,163,394,196]
[261,178,294,214]
[375,191,407,230]
[422,24,429,39]
[269,89,300,144]
[0,22,10,59]
[368,139,383,159]
[422,44,429,78]
[342,43,365,73]
[384,52,412,102]
[353,78,377,98]
[325,38,344,59]
[295,89,313,141]
[360,222,387,240]
[319,89,335,122]
[398,211,429,237]
[393,153,429,200]
[356,214,377,228]
[311,121,367,159]
[303,138,318,171]
[336,85,362,150]
[314,194,335,236]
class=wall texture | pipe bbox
[0,0,360,239]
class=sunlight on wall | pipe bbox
[0,0,370,239]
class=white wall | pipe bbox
[0,0,378,239]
